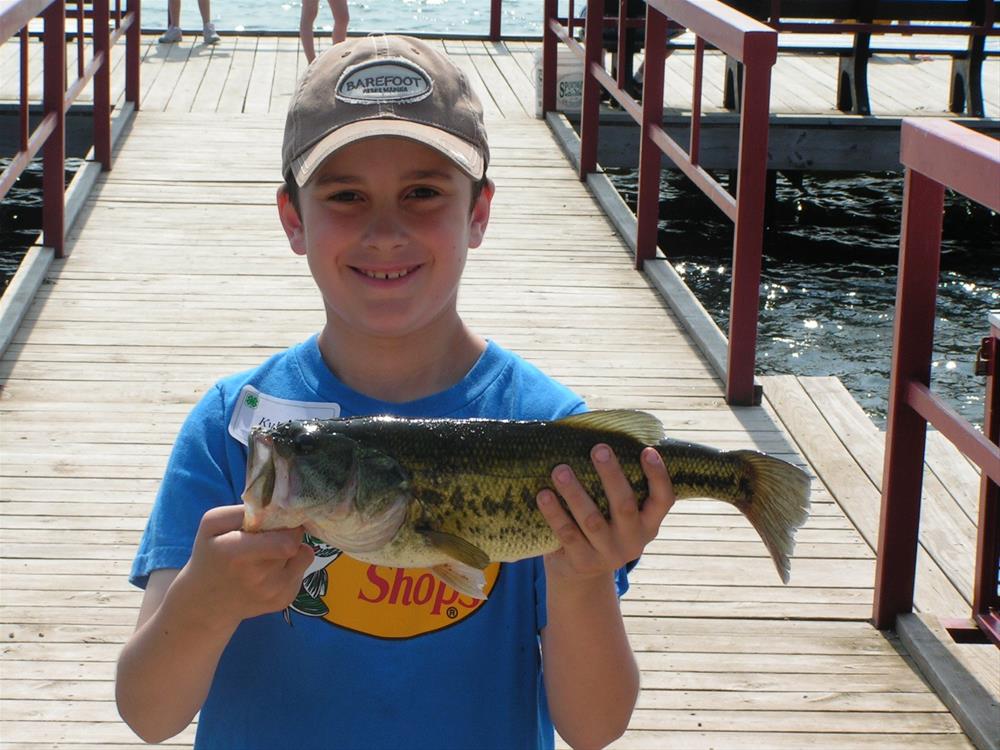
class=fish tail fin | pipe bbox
[732,451,811,583]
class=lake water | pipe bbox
[607,169,999,428]
[142,0,553,36]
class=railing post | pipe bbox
[94,0,112,169]
[542,0,556,115]
[973,320,999,632]
[634,7,666,269]
[578,0,603,178]
[726,32,773,406]
[616,0,627,91]
[42,0,66,257]
[872,168,945,630]
[126,0,141,109]
[19,28,29,152]
[489,0,501,41]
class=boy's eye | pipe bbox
[407,186,441,200]
[329,190,362,203]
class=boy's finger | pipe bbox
[248,527,309,560]
[198,505,249,537]
[286,543,316,578]
[639,448,675,536]
[549,464,617,557]
[536,489,586,549]
[590,444,642,533]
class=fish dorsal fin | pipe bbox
[557,410,664,446]
[421,530,491,570]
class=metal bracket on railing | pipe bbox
[975,336,993,376]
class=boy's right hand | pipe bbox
[168,505,314,631]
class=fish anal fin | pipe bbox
[421,529,490,570]
[558,410,663,446]
[432,563,488,600]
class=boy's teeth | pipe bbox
[364,268,411,280]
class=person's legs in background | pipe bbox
[329,0,349,45]
[300,0,321,63]
[159,0,220,44]
[159,0,183,43]
[198,0,221,44]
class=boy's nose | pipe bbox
[362,207,407,251]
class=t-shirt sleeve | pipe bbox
[129,384,241,589]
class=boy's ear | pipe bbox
[467,178,495,250]
[277,185,307,256]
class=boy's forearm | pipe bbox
[541,574,639,750]
[116,586,238,743]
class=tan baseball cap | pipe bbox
[282,34,489,187]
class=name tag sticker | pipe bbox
[228,386,342,446]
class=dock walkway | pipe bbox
[1,34,997,749]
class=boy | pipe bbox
[116,34,674,750]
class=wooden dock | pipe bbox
[1,33,997,750]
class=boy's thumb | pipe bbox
[290,543,315,574]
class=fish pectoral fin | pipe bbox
[420,529,490,570]
[432,563,488,600]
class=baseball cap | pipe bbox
[282,34,490,187]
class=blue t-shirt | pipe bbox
[130,337,631,750]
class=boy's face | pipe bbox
[278,137,493,343]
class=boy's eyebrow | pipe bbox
[312,168,457,186]
[404,169,456,182]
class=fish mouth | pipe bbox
[242,431,301,531]
[244,432,275,509]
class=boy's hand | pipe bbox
[169,505,314,631]
[536,445,674,587]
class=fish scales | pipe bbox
[318,418,750,558]
[242,409,811,598]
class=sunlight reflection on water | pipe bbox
[610,169,999,428]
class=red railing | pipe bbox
[541,0,777,406]
[0,0,141,258]
[873,119,1000,646]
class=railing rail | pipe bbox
[541,0,777,405]
[0,0,140,258]
[873,118,1000,646]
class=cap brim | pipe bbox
[290,120,485,186]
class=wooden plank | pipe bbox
[798,376,978,604]
[190,33,238,113]
[269,35,301,115]
[2,50,990,750]
[216,35,255,113]
[139,38,196,112]
[163,40,214,113]
[761,375,970,618]
[441,37,502,118]
[244,36,278,114]
[462,39,526,118]
[897,614,1000,750]
[486,40,536,115]
[924,431,981,525]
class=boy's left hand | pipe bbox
[536,445,674,586]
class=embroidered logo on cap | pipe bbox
[335,59,433,105]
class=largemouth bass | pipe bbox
[242,410,811,599]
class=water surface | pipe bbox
[609,169,999,428]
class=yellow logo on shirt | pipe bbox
[291,537,500,638]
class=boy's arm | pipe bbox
[115,506,313,743]
[537,446,674,750]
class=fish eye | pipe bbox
[295,429,319,452]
